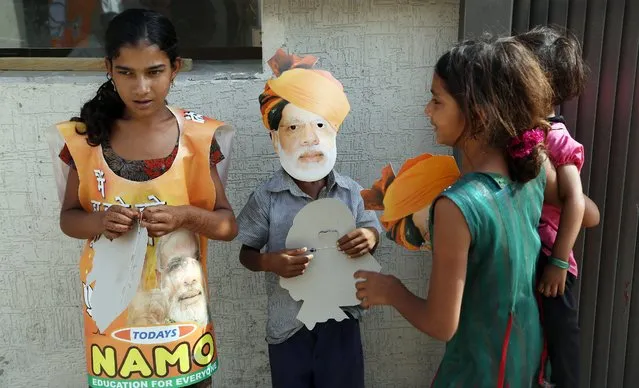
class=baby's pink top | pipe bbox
[539,122,585,277]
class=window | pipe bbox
[0,0,261,66]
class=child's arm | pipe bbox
[193,164,238,240]
[240,245,312,278]
[235,187,312,278]
[543,150,597,228]
[59,168,137,240]
[539,164,584,297]
[338,186,383,257]
[355,197,469,341]
[552,164,585,260]
[583,195,600,227]
[543,156,562,207]
[239,245,268,272]
[337,227,380,258]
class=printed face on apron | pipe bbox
[153,229,209,326]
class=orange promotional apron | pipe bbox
[58,107,223,387]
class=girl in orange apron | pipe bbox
[50,9,237,388]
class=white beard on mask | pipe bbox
[277,142,337,182]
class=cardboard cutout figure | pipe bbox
[281,199,381,329]
[86,222,148,332]
[362,153,460,251]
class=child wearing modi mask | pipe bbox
[236,49,382,388]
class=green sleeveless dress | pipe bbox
[429,171,545,388]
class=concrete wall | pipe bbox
[0,1,459,387]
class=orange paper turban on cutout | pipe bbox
[260,49,351,131]
[361,153,461,250]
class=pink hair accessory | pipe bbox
[507,128,545,159]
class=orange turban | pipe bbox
[361,153,461,250]
[259,48,351,131]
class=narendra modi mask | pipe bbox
[259,48,350,182]
[361,153,460,251]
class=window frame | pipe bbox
[0,0,262,70]
[0,48,261,71]
[0,47,261,60]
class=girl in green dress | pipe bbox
[355,36,553,387]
